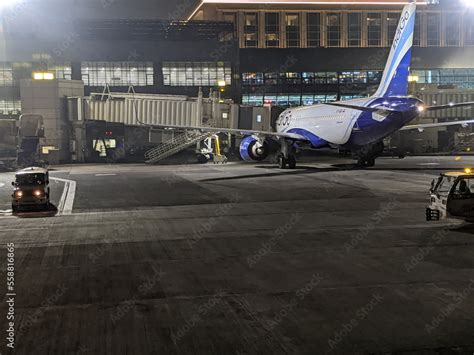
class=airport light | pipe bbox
[408,75,419,83]
[465,168,472,174]
[33,72,55,80]
[0,0,20,9]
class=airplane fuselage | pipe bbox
[276,96,423,150]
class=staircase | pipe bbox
[145,129,213,164]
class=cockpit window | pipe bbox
[15,173,46,185]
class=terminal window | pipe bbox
[413,15,421,46]
[327,13,341,47]
[0,64,14,86]
[48,65,72,80]
[162,62,232,87]
[445,15,460,47]
[427,13,441,46]
[265,13,280,48]
[347,13,362,47]
[466,14,474,46]
[286,14,300,48]
[81,62,154,87]
[0,100,21,115]
[307,13,321,48]
[367,13,382,47]
[387,13,400,46]
[244,13,259,48]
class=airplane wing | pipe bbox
[143,122,307,140]
[400,119,474,132]
[424,102,474,111]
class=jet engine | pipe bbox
[239,136,269,162]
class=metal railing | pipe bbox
[144,120,217,164]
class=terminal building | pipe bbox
[1,0,474,164]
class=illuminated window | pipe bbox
[387,13,400,45]
[307,13,321,48]
[446,14,460,46]
[242,72,264,85]
[367,13,382,47]
[48,64,72,80]
[368,71,383,84]
[242,94,264,106]
[81,62,154,87]
[286,14,300,48]
[163,62,231,87]
[260,73,275,85]
[244,13,258,48]
[284,72,301,85]
[265,13,280,48]
[347,13,361,47]
[427,13,441,46]
[0,63,13,86]
[327,13,341,47]
[0,100,21,115]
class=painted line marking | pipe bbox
[0,183,5,188]
[51,177,77,216]
[95,173,117,177]
[417,163,440,166]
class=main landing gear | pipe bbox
[354,141,384,168]
[278,139,297,169]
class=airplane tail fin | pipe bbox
[374,2,416,98]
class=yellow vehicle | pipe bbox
[11,167,50,212]
[427,169,474,222]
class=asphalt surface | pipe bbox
[1,156,474,354]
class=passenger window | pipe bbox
[452,178,474,199]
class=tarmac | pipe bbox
[0,155,474,354]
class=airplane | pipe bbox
[148,1,474,169]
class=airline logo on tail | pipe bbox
[392,10,411,50]
[374,2,416,98]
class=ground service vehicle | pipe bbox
[427,170,474,222]
[11,167,50,212]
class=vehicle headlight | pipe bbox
[33,190,43,198]
[15,190,23,198]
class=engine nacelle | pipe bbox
[240,136,269,162]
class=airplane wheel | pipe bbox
[278,156,287,169]
[366,158,375,167]
[356,158,366,167]
[288,155,296,169]
[12,205,18,214]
